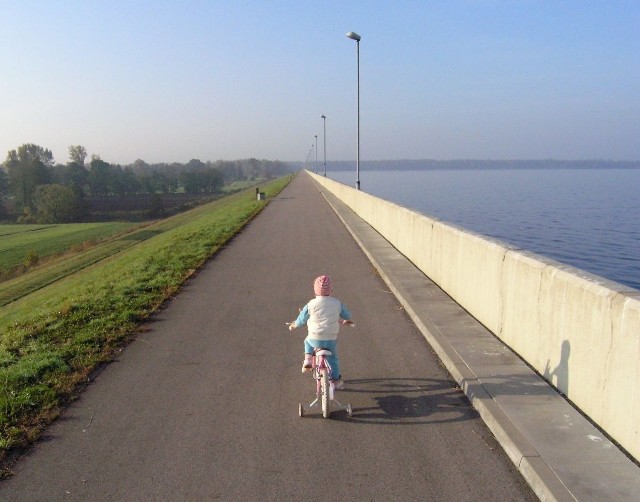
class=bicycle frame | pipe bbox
[311,350,334,404]
[299,348,352,418]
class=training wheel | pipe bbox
[346,404,353,418]
[298,403,305,417]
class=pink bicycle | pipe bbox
[299,346,353,419]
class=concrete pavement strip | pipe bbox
[315,180,640,502]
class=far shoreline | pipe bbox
[295,159,640,171]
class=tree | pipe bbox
[202,167,223,192]
[88,158,112,195]
[33,184,82,223]
[121,166,141,194]
[179,167,223,193]
[4,144,54,210]
[62,162,89,191]
[159,164,180,192]
[108,165,128,196]
[0,167,8,221]
[131,159,149,175]
[180,170,201,194]
[186,158,206,171]
[0,167,9,197]
[246,158,261,180]
[68,145,87,167]
[0,198,7,221]
[215,160,237,182]
[15,143,54,167]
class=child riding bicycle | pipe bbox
[288,275,353,389]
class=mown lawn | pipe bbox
[0,176,292,463]
[0,222,138,276]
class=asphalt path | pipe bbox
[0,172,536,501]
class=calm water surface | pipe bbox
[329,169,640,291]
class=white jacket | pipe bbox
[294,296,352,341]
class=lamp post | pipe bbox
[305,144,312,166]
[314,134,318,173]
[346,31,361,190]
[321,114,327,176]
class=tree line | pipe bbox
[0,144,292,223]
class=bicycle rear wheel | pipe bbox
[321,370,331,418]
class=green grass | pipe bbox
[0,176,291,459]
[0,222,138,276]
[0,234,151,307]
[221,179,265,193]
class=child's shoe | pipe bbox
[301,356,313,373]
[332,379,344,390]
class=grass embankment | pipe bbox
[0,176,291,460]
[0,224,153,307]
[0,223,138,277]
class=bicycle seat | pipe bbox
[315,349,332,357]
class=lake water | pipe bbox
[327,169,640,291]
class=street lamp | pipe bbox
[346,31,361,190]
[321,114,327,176]
[314,134,318,173]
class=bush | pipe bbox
[34,184,83,223]
[24,250,39,268]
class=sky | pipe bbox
[1,1,639,165]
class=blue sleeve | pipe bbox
[294,304,310,327]
[340,303,352,321]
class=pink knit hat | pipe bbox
[314,275,333,296]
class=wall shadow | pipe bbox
[329,377,478,425]
[543,340,571,395]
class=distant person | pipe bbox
[288,275,353,389]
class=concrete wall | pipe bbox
[309,171,640,461]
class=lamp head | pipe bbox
[346,31,361,42]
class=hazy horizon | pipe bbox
[2,1,639,165]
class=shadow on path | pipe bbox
[330,377,478,425]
